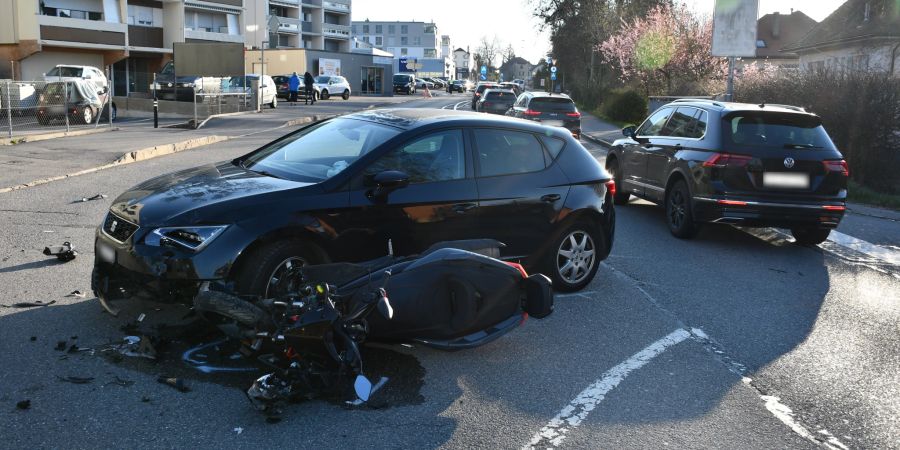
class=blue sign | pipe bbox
[480,74,487,80]
[399,57,409,72]
[551,73,557,81]
[550,66,557,73]
[480,65,487,75]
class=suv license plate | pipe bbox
[543,120,564,127]
[763,172,809,189]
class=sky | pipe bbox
[350,0,847,65]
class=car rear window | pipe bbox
[529,97,576,112]
[393,75,411,82]
[485,91,515,100]
[722,112,836,150]
[47,67,84,77]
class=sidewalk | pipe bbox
[580,112,622,148]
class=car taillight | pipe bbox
[823,159,849,177]
[566,112,581,118]
[605,180,616,198]
[523,109,541,116]
[822,205,846,211]
[703,153,752,168]
[475,92,481,97]
[717,199,748,206]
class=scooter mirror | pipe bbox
[354,375,373,402]
[378,296,394,320]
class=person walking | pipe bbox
[304,72,316,105]
[288,72,300,106]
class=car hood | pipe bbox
[109,161,315,227]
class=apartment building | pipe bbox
[453,47,473,80]
[244,0,351,53]
[0,0,245,96]
[350,20,454,78]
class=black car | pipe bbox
[507,92,581,138]
[448,80,466,93]
[92,109,615,310]
[476,89,517,115]
[471,82,499,110]
[393,74,416,95]
[272,75,291,100]
[606,100,848,245]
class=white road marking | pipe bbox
[524,328,691,449]
[760,393,849,450]
[555,290,599,300]
[827,230,900,266]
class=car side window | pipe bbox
[660,107,698,138]
[474,129,546,177]
[687,109,708,138]
[365,130,465,184]
[637,107,673,137]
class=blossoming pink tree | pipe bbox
[599,3,729,95]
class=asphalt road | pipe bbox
[1,94,898,449]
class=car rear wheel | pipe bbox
[606,159,631,205]
[545,222,602,292]
[666,179,700,238]
[269,97,277,109]
[80,106,94,124]
[321,89,330,100]
[342,90,350,100]
[232,240,326,298]
[791,227,831,246]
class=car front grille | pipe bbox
[102,212,139,243]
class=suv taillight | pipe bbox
[523,109,541,116]
[703,153,752,168]
[823,159,849,177]
[566,112,581,118]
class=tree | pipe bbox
[501,43,517,65]
[599,3,728,95]
[475,35,501,71]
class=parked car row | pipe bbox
[1,65,117,125]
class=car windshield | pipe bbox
[238,118,402,183]
[43,83,68,95]
[315,76,331,83]
[393,75,411,83]
[227,76,258,87]
[46,67,83,77]
[723,112,836,150]
[530,97,576,112]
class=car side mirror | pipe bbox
[622,125,637,139]
[367,170,409,201]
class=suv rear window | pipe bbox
[723,112,836,150]
[529,97,576,112]
[393,75,411,83]
[485,91,515,100]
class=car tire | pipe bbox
[544,221,603,292]
[791,227,831,246]
[342,90,350,100]
[193,289,274,331]
[80,106,94,125]
[269,97,277,109]
[606,158,631,205]
[666,179,700,239]
[232,240,326,298]
[321,89,330,100]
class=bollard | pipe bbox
[64,81,70,133]
[153,99,159,128]
[5,80,12,138]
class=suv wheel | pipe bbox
[544,222,603,292]
[79,106,94,124]
[232,240,326,298]
[666,179,700,238]
[321,89,330,100]
[606,159,631,205]
[342,90,350,100]
[791,227,831,246]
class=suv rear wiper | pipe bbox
[783,143,823,149]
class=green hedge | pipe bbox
[601,89,647,125]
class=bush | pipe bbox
[601,88,647,124]
[736,69,900,195]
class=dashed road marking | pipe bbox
[827,230,900,266]
[523,328,691,449]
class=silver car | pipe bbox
[313,75,352,100]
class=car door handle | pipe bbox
[452,202,478,213]
[540,194,561,203]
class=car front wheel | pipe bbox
[321,90,330,100]
[232,240,326,298]
[666,179,700,238]
[791,227,831,246]
[342,90,350,100]
[545,222,602,292]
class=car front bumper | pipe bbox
[692,196,845,229]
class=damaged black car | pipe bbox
[92,108,616,311]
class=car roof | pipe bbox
[54,65,97,69]
[341,108,571,136]
[483,89,516,94]
[526,92,574,101]
[665,99,818,117]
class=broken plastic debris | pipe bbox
[16,400,30,410]
[57,375,94,384]
[114,336,157,360]
[2,300,56,308]
[43,242,77,262]
[157,375,190,393]
[137,313,146,323]
[65,291,86,299]
[78,194,108,203]
[233,427,243,435]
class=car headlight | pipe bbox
[144,225,228,251]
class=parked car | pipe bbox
[471,82,500,110]
[606,100,848,244]
[393,74,416,95]
[0,82,39,118]
[423,77,445,89]
[499,82,523,97]
[226,74,278,109]
[42,64,116,120]
[476,89,517,115]
[507,92,581,138]
[513,79,526,90]
[448,79,467,93]
[36,80,103,125]
[313,75,351,100]
[153,61,223,101]
[272,75,295,100]
[91,108,616,316]
[415,78,435,90]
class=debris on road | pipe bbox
[56,375,94,384]
[76,193,108,203]
[157,375,190,393]
[233,427,243,435]
[109,336,158,360]
[104,376,135,388]
[54,341,67,351]
[2,300,56,308]
[43,242,77,262]
[16,400,31,410]
[64,291,86,299]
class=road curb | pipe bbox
[582,133,613,149]
[1,127,119,146]
[0,134,229,194]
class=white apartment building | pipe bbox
[350,20,454,77]
[245,0,351,53]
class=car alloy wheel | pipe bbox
[556,230,596,286]
[82,106,93,124]
[665,180,699,238]
[669,189,686,230]
[265,256,307,298]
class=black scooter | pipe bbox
[194,239,553,409]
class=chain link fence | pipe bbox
[2,79,114,139]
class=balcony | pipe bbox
[37,14,127,46]
[322,23,350,39]
[184,28,244,43]
[275,17,302,34]
[323,0,350,14]
[270,0,299,7]
[301,0,323,7]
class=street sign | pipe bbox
[409,62,424,70]
[480,74,487,80]
[551,73,557,81]
[480,65,487,75]
[540,79,545,87]
[711,0,759,57]
[550,66,557,73]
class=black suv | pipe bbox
[506,92,582,138]
[607,100,848,245]
[393,74,416,95]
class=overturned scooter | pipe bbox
[193,239,554,411]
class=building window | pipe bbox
[401,36,408,45]
[375,36,383,46]
[424,49,436,58]
[413,36,421,45]
[756,39,766,48]
[375,24,382,34]
[351,25,356,34]
[388,24,395,34]
[401,25,408,34]
[387,36,396,46]
[401,48,408,56]
[363,24,369,33]
[424,25,435,34]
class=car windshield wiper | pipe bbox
[783,143,823,149]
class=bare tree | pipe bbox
[501,43,517,65]
[476,35,502,70]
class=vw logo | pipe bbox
[110,220,118,233]
[784,157,796,169]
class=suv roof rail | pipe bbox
[671,98,723,107]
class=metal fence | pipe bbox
[2,80,114,139]
[192,91,253,126]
